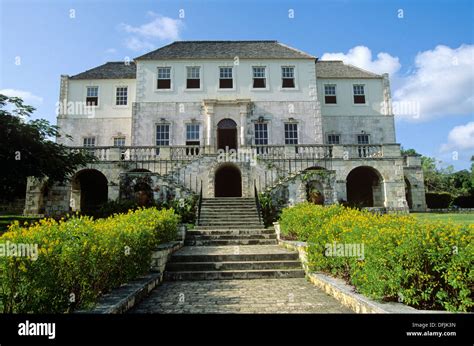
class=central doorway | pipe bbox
[217,118,237,151]
[215,163,242,197]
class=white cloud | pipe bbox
[120,15,183,51]
[0,88,43,105]
[320,46,401,76]
[393,44,474,121]
[105,48,117,54]
[440,122,474,153]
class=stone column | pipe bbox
[239,102,247,147]
[202,100,215,152]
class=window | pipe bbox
[115,87,128,106]
[353,84,366,104]
[284,123,298,145]
[254,123,268,145]
[186,67,200,89]
[186,124,200,155]
[357,134,370,145]
[156,124,170,146]
[83,137,95,147]
[324,84,337,104]
[219,67,233,88]
[157,67,171,89]
[113,137,126,147]
[281,67,295,88]
[327,134,340,145]
[86,86,98,106]
[252,67,266,88]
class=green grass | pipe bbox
[411,212,474,226]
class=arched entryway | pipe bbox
[405,177,413,210]
[70,169,108,212]
[346,166,384,207]
[217,118,238,151]
[215,163,242,197]
[304,167,327,205]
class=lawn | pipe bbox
[411,212,474,226]
[0,215,41,234]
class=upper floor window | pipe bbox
[353,84,366,104]
[284,123,298,145]
[113,137,126,147]
[357,134,370,145]
[83,137,95,147]
[254,123,268,145]
[186,67,201,89]
[86,86,98,106]
[186,124,200,143]
[157,67,171,89]
[115,87,128,106]
[281,67,295,88]
[327,134,340,145]
[324,84,337,104]
[156,124,170,146]
[219,67,233,89]
[252,67,266,88]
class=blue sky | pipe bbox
[1,0,473,169]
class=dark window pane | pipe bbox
[186,79,200,89]
[354,95,366,104]
[157,79,171,89]
[253,78,266,88]
[86,97,98,106]
[325,95,337,104]
[282,78,295,88]
[219,79,233,89]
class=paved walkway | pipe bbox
[130,278,352,313]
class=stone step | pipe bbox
[184,238,277,246]
[165,269,305,281]
[186,234,277,240]
[195,225,265,229]
[187,229,274,236]
[198,218,261,223]
[166,260,302,272]
[169,252,300,263]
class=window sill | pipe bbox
[250,87,270,91]
[184,88,203,92]
[279,87,299,91]
[155,89,174,92]
[217,88,236,91]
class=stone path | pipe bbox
[130,278,352,313]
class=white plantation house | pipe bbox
[24,41,426,215]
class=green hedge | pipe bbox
[0,207,180,313]
[279,204,473,312]
[425,192,453,209]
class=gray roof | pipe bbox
[135,41,315,60]
[316,61,383,79]
[70,62,136,80]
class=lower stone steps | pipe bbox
[167,260,302,271]
[164,269,305,281]
[187,229,274,236]
[184,238,277,246]
[186,234,277,240]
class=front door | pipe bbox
[217,118,238,151]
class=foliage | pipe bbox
[0,207,180,313]
[453,195,474,208]
[279,202,345,241]
[0,94,94,201]
[259,192,285,227]
[425,192,453,209]
[163,195,197,224]
[279,204,473,312]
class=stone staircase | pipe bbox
[164,197,305,281]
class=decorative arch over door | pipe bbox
[214,163,242,197]
[217,118,238,151]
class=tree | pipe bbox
[0,94,93,201]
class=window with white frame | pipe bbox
[113,137,126,147]
[186,123,200,155]
[157,67,171,89]
[353,84,366,104]
[156,124,170,146]
[324,84,337,104]
[254,123,268,145]
[186,66,200,89]
[219,67,233,88]
[86,86,99,106]
[327,134,340,145]
[284,123,298,145]
[115,87,128,106]
[357,134,370,144]
[281,66,295,88]
[83,137,95,147]
[252,67,266,88]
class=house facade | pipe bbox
[24,41,426,215]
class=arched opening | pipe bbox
[346,166,384,208]
[70,169,108,212]
[405,177,413,210]
[217,118,238,151]
[304,167,326,205]
[215,163,242,197]
[134,181,153,206]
